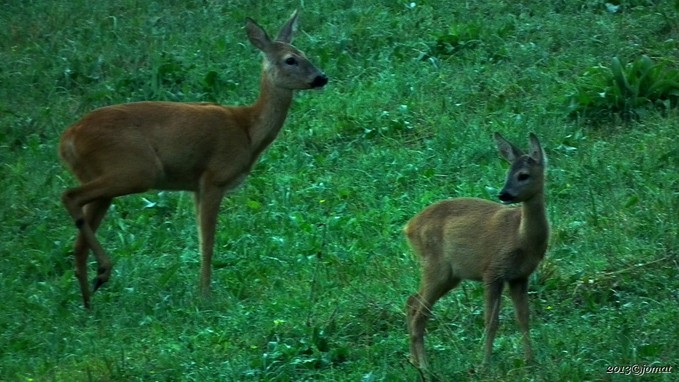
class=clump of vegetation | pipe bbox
[567,55,679,122]
[421,22,483,60]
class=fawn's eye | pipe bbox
[518,173,530,181]
[284,57,298,66]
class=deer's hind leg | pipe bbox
[407,261,460,371]
[72,198,112,308]
[62,166,159,307]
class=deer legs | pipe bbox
[484,278,534,365]
[508,278,533,362]
[194,182,227,295]
[62,172,155,308]
[406,263,460,371]
[407,275,534,371]
[72,198,112,309]
[483,279,504,365]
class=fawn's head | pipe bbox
[246,10,328,90]
[494,132,546,204]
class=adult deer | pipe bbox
[59,10,328,309]
[405,132,549,372]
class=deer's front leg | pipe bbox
[483,278,504,365]
[509,278,533,362]
[195,179,227,295]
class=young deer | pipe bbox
[59,10,327,309]
[405,132,548,371]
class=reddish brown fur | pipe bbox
[59,11,327,309]
[405,132,548,372]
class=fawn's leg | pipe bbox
[508,278,533,362]
[482,279,504,365]
[407,263,459,371]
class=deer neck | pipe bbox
[246,72,294,156]
[519,192,549,251]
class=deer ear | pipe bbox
[528,133,545,164]
[494,132,523,163]
[275,9,298,43]
[246,17,272,51]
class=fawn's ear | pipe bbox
[246,17,272,52]
[275,9,298,43]
[528,133,545,165]
[494,132,523,163]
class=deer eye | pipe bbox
[518,173,530,181]
[284,57,298,66]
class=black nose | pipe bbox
[311,74,328,88]
[498,191,515,203]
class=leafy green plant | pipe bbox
[567,55,679,122]
[422,22,482,60]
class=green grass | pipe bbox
[1,0,678,381]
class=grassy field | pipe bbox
[1,0,678,381]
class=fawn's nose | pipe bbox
[311,74,328,88]
[498,190,516,203]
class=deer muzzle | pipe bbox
[311,74,328,88]
[498,190,517,204]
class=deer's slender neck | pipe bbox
[247,70,294,156]
[519,191,549,248]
